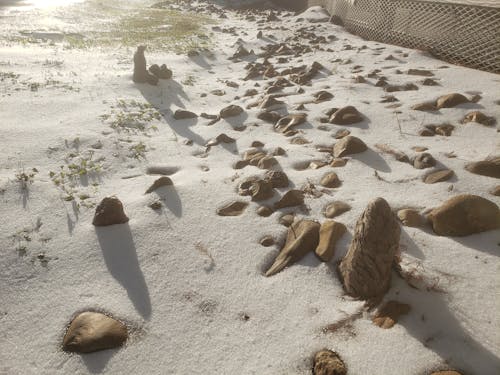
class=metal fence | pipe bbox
[305,0,500,73]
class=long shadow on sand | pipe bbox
[393,277,500,374]
[96,224,152,320]
[81,349,116,374]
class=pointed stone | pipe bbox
[333,136,367,157]
[63,312,127,353]
[339,198,400,299]
[145,176,173,194]
[265,220,320,276]
[274,190,304,209]
[216,201,249,216]
[92,197,129,226]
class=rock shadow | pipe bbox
[155,185,182,218]
[138,78,188,109]
[400,228,426,259]
[351,148,392,173]
[81,349,116,374]
[448,230,500,258]
[393,279,500,374]
[96,224,152,320]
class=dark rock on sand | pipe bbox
[465,157,500,178]
[313,349,347,375]
[333,136,367,157]
[92,197,129,226]
[315,220,347,262]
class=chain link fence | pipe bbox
[306,0,500,73]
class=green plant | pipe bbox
[101,100,161,134]
[129,141,147,160]
[15,168,38,190]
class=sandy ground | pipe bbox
[0,1,499,374]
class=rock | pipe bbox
[260,236,275,247]
[249,180,274,201]
[465,157,500,178]
[333,136,368,157]
[132,46,158,85]
[333,129,351,139]
[490,185,500,196]
[397,209,424,227]
[431,372,463,375]
[434,124,454,136]
[272,147,286,156]
[149,64,172,79]
[63,312,127,353]
[145,176,173,194]
[251,140,264,148]
[329,106,363,125]
[290,136,309,145]
[330,158,347,167]
[313,90,334,102]
[211,89,226,96]
[315,221,347,262]
[265,220,320,276]
[422,78,438,86]
[407,68,434,76]
[93,197,129,226]
[412,152,436,169]
[412,102,437,111]
[427,194,500,236]
[173,109,197,120]
[216,133,235,143]
[419,128,435,136]
[275,113,307,133]
[279,213,295,227]
[424,169,454,184]
[339,198,400,299]
[372,301,411,329]
[412,146,428,152]
[264,170,289,188]
[257,155,278,170]
[436,93,469,108]
[216,201,249,216]
[310,160,328,169]
[324,201,351,218]
[259,95,285,109]
[313,350,347,375]
[274,190,304,209]
[257,111,282,124]
[220,105,244,118]
[244,89,258,97]
[320,172,341,188]
[233,160,249,169]
[257,206,273,217]
[462,111,495,126]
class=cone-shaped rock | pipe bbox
[427,194,500,236]
[63,312,127,353]
[265,220,320,276]
[274,190,304,209]
[92,197,129,226]
[339,198,400,299]
[315,221,347,262]
[313,349,347,375]
[333,136,367,157]
[145,176,173,194]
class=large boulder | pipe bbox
[63,312,127,353]
[339,198,400,299]
[427,194,500,236]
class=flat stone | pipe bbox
[274,190,304,209]
[220,105,244,118]
[260,236,275,247]
[63,312,127,353]
[424,169,454,184]
[412,102,437,111]
[266,220,320,276]
[173,109,197,120]
[324,201,351,218]
[315,221,347,262]
[427,194,500,236]
[216,201,249,216]
[92,197,129,226]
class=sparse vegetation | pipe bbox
[15,168,38,190]
[101,99,161,134]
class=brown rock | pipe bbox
[310,160,328,169]
[412,152,436,169]
[257,206,273,217]
[407,68,434,76]
[412,102,437,111]
[436,93,469,109]
[372,301,411,329]
[424,169,454,184]
[329,106,363,125]
[259,95,285,109]
[63,312,127,353]
[313,90,334,102]
[333,136,368,157]
[279,213,295,227]
[220,105,244,118]
[412,146,428,152]
[397,209,424,227]
[339,198,400,299]
[275,113,307,133]
[260,235,275,247]
[264,170,289,188]
[233,160,249,169]
[462,111,495,126]
[274,190,304,209]
[257,111,281,124]
[216,201,249,216]
[320,172,341,188]
[173,109,197,120]
[330,158,347,168]
[490,185,500,196]
[465,157,500,178]
[265,220,320,276]
[434,124,454,136]
[427,194,500,236]
[313,350,347,375]
[92,197,129,226]
[249,180,275,201]
[333,129,350,139]
[272,147,286,156]
[290,136,310,145]
[315,221,347,262]
[324,201,351,218]
[251,140,264,148]
[431,371,463,375]
[145,176,173,194]
[257,156,278,170]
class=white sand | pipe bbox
[0,1,499,374]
